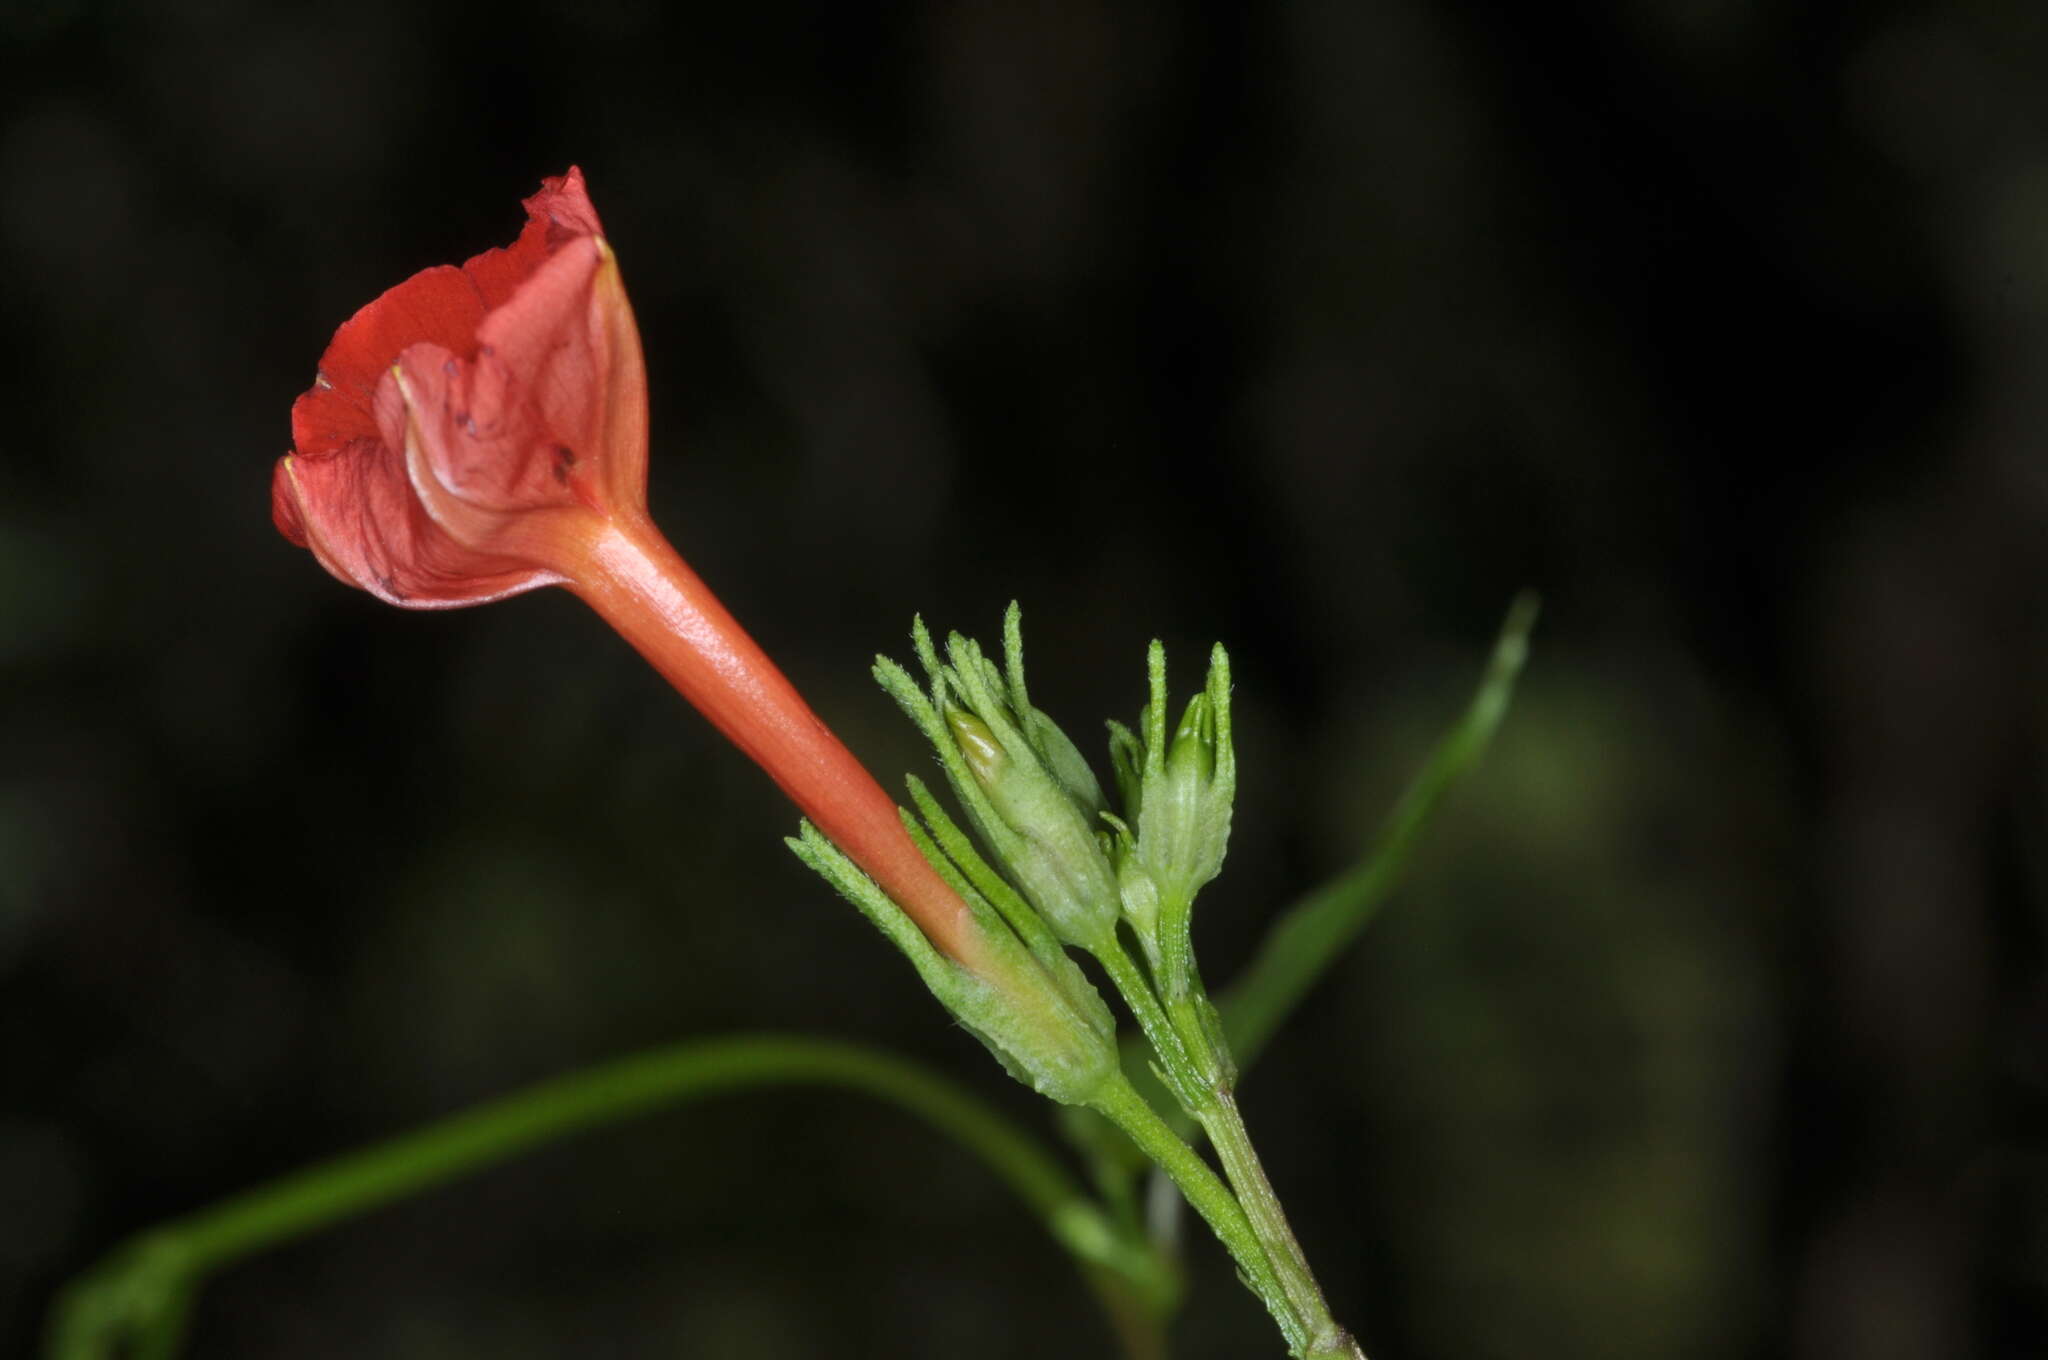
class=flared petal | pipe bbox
[271,433,556,608]
[274,167,635,606]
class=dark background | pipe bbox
[4,1,2044,1356]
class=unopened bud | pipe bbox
[916,629,1123,954]
[1167,693,1217,784]
[1108,643,1237,982]
[948,708,1007,785]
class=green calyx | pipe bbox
[876,605,1122,954]
[855,604,1248,1093]
[1108,641,1237,991]
[787,820,1115,1106]
[872,605,1240,998]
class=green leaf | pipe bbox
[1219,592,1539,1068]
[46,1035,1170,1360]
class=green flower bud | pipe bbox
[877,608,1124,955]
[1106,641,1236,989]
[1145,689,1228,901]
[947,702,1121,953]
[948,708,1007,785]
[1169,692,1217,783]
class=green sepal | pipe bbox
[903,811,1119,1052]
[902,775,1056,955]
[1006,603,1109,816]
[1105,719,1145,820]
[879,612,1122,953]
[787,822,1115,1107]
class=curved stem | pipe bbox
[47,1034,1168,1360]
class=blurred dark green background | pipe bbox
[4,1,2044,1356]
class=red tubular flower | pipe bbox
[273,169,987,973]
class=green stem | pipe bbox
[1094,936,1204,1109]
[1160,984,1362,1360]
[48,1034,1168,1360]
[1088,1073,1310,1356]
[1186,1072,1359,1360]
[1101,927,1359,1355]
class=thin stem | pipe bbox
[1093,936,1204,1109]
[48,1035,1168,1360]
[1100,920,1358,1355]
[1192,1080,1358,1358]
[1088,1073,1310,1356]
[1162,993,1363,1360]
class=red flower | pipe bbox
[274,169,987,972]
[274,167,641,606]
